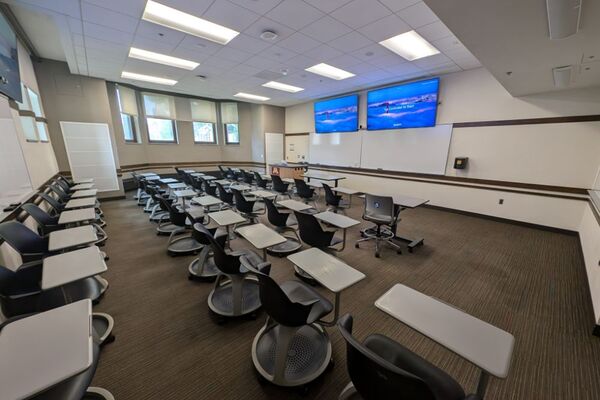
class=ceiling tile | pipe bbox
[245,55,282,69]
[350,43,395,62]
[81,2,139,34]
[395,2,438,28]
[327,54,364,71]
[203,1,261,32]
[203,57,238,70]
[228,0,283,14]
[214,46,254,63]
[257,45,298,62]
[135,20,186,45]
[84,22,134,46]
[227,34,274,53]
[277,32,321,53]
[415,20,453,42]
[177,35,225,54]
[365,53,407,69]
[303,0,353,13]
[331,0,390,29]
[230,63,263,76]
[285,54,319,70]
[72,34,85,47]
[244,17,295,43]
[169,46,214,63]
[432,36,466,53]
[379,61,421,76]
[131,36,179,54]
[357,14,410,42]
[424,63,461,75]
[83,0,146,18]
[377,0,420,12]
[412,53,451,69]
[19,0,82,18]
[304,44,345,61]
[300,16,353,43]
[328,31,373,53]
[67,17,83,35]
[124,58,188,78]
[265,0,325,30]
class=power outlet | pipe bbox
[498,199,504,205]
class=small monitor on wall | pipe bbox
[314,94,358,134]
[366,77,439,131]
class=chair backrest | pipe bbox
[254,271,314,327]
[201,178,217,196]
[21,204,60,235]
[254,172,267,189]
[243,171,254,184]
[294,179,314,199]
[264,198,289,227]
[294,211,334,248]
[271,175,289,193]
[322,183,341,206]
[232,189,254,213]
[193,223,242,275]
[226,167,235,180]
[48,185,70,202]
[337,314,438,400]
[190,177,203,193]
[215,182,233,205]
[36,193,63,214]
[0,221,48,259]
[364,194,395,224]
[157,197,186,227]
[54,179,72,193]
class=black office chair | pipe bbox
[218,165,227,179]
[195,224,269,321]
[158,198,203,256]
[263,198,302,255]
[294,179,317,207]
[200,177,218,197]
[188,223,227,281]
[215,182,234,207]
[323,183,348,214]
[232,189,263,225]
[243,170,254,185]
[249,263,333,389]
[226,167,236,180]
[271,175,291,199]
[337,314,481,400]
[355,194,402,258]
[254,172,270,189]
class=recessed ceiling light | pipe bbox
[142,0,239,45]
[260,30,278,41]
[129,47,199,70]
[262,81,304,93]
[305,63,355,80]
[121,71,177,86]
[379,30,440,61]
[234,92,270,101]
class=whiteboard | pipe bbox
[0,117,33,210]
[360,124,453,175]
[60,121,119,192]
[308,131,362,168]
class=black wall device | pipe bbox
[454,157,468,169]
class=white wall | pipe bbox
[579,203,600,323]
[285,135,309,162]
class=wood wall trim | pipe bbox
[285,132,310,136]
[454,114,600,128]
[119,161,264,173]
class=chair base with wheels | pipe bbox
[188,245,219,281]
[266,235,302,256]
[356,224,402,258]
[92,312,115,346]
[167,227,203,256]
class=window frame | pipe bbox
[192,120,217,144]
[120,113,139,143]
[36,120,49,142]
[146,116,178,144]
[224,123,240,145]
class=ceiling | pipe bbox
[7,0,482,106]
[424,0,600,96]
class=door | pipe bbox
[265,132,284,168]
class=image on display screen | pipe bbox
[0,11,21,103]
[314,94,358,134]
[367,78,439,130]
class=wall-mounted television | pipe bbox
[0,10,20,103]
[314,94,358,134]
[367,77,439,130]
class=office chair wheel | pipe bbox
[408,248,413,253]
[355,243,359,248]
[397,250,402,254]
[327,357,335,372]
[209,309,228,325]
[298,384,311,397]
[102,334,116,346]
[375,252,380,258]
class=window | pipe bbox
[147,117,177,142]
[116,85,140,143]
[191,99,217,143]
[27,88,43,117]
[36,122,49,142]
[224,123,240,144]
[20,116,38,142]
[143,92,177,143]
[220,102,239,145]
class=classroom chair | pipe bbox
[355,194,402,258]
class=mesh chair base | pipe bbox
[167,236,203,256]
[207,276,261,317]
[252,322,332,387]
[156,222,181,235]
[92,312,114,345]
[188,246,219,281]
[266,237,302,256]
[294,266,318,285]
[83,387,115,400]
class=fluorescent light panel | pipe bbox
[143,0,239,45]
[129,47,199,70]
[305,63,355,80]
[234,92,270,101]
[262,81,304,93]
[379,30,440,61]
[121,71,177,86]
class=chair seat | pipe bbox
[363,213,394,225]
[238,250,266,272]
[280,280,333,322]
[330,236,343,247]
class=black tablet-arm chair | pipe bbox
[248,264,333,388]
[294,179,317,207]
[254,172,270,189]
[195,224,269,320]
[271,175,293,199]
[263,198,302,255]
[232,189,263,225]
[337,314,481,400]
[200,177,218,197]
[243,170,254,185]
[188,223,228,281]
[323,183,349,214]
[355,194,402,258]
[35,193,65,215]
[215,182,234,207]
[226,167,236,180]
[158,197,203,256]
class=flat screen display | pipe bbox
[314,94,358,134]
[367,78,439,130]
[0,11,20,103]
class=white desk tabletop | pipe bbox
[282,178,295,184]
[42,246,107,290]
[332,186,361,195]
[190,172,205,177]
[287,248,365,292]
[71,189,98,198]
[209,209,246,226]
[173,189,196,198]
[182,169,196,173]
[73,178,94,184]
[192,195,222,207]
[159,178,178,184]
[375,284,514,378]
[64,197,96,209]
[277,199,313,212]
[70,183,94,191]
[360,193,429,208]
[260,174,273,180]
[307,181,323,188]
[248,190,277,199]
[139,172,157,177]
[48,226,98,251]
[203,175,217,180]
[0,300,93,400]
[230,184,252,192]
[236,223,286,250]
[214,179,231,185]
[145,175,160,181]
[58,208,96,225]
[168,182,187,189]
[315,211,360,229]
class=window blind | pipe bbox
[143,92,176,119]
[117,85,138,115]
[220,102,238,123]
[191,99,217,123]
